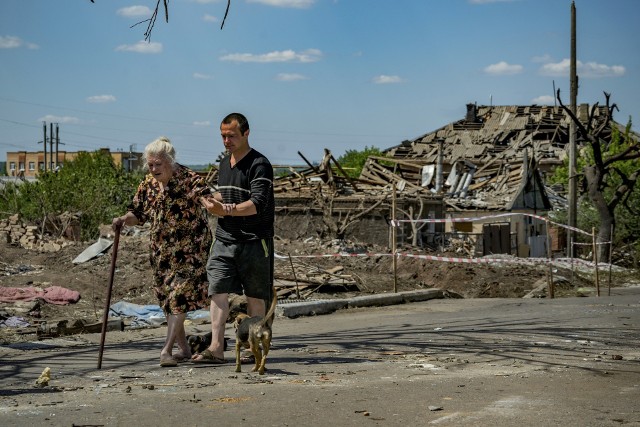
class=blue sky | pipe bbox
[1,0,639,166]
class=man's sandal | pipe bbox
[160,356,178,367]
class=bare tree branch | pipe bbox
[556,88,589,138]
[609,168,640,213]
[93,0,231,41]
[397,198,428,246]
[337,198,385,237]
[558,89,640,258]
[221,0,231,30]
[127,0,164,41]
[603,144,640,168]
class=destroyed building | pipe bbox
[272,149,444,248]
[272,102,634,258]
[359,102,629,257]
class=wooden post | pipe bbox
[49,122,54,171]
[288,253,300,299]
[392,182,398,293]
[608,224,613,296]
[592,227,600,297]
[569,236,575,287]
[42,122,47,172]
[97,224,122,369]
[546,219,554,299]
[567,1,578,257]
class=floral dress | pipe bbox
[129,164,213,315]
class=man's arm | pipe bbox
[201,196,256,217]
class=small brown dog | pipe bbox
[234,287,277,375]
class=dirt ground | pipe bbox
[3,226,639,427]
[0,224,615,345]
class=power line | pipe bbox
[0,97,400,139]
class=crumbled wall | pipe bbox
[275,212,390,247]
[0,214,72,252]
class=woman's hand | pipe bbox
[200,196,226,216]
[201,197,238,217]
[112,216,125,231]
[112,213,137,231]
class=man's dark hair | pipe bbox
[222,113,250,135]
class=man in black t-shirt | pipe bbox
[193,113,275,364]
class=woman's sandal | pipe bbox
[240,352,255,364]
[191,349,226,364]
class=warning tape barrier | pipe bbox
[276,252,392,260]
[572,241,611,246]
[390,212,590,236]
[275,251,599,268]
[273,213,608,268]
[396,253,598,268]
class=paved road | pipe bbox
[1,287,639,426]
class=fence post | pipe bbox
[569,236,575,287]
[592,227,600,297]
[546,218,554,299]
[608,224,613,296]
[392,182,398,293]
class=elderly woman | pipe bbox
[112,136,215,367]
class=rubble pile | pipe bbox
[0,214,76,252]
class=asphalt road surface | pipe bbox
[1,287,639,426]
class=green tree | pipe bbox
[337,146,384,179]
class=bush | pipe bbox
[337,146,384,178]
[0,151,143,240]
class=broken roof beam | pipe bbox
[366,161,426,193]
[329,154,359,192]
[359,169,390,186]
[368,156,426,170]
[297,151,321,174]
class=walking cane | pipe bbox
[97,223,122,369]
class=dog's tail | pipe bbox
[260,286,278,327]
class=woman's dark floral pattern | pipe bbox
[129,165,213,315]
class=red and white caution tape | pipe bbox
[276,252,392,260]
[391,212,591,236]
[276,251,599,269]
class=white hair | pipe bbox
[143,136,176,169]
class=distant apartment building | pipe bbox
[5,148,143,178]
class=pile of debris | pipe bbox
[361,103,594,211]
[0,214,74,252]
[0,214,39,247]
[271,148,443,247]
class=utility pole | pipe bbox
[435,138,444,194]
[49,122,54,171]
[42,121,48,172]
[55,123,61,169]
[567,1,578,257]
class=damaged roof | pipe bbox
[360,103,618,212]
